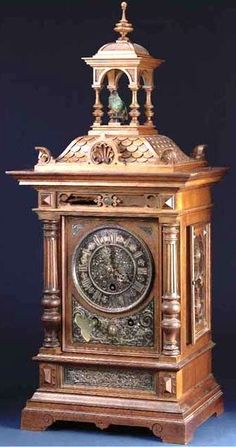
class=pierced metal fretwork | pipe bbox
[64,366,154,391]
[72,297,154,347]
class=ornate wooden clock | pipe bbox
[7,2,227,444]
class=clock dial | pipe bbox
[72,226,153,313]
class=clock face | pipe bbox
[72,226,153,313]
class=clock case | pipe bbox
[7,3,227,445]
[7,164,226,444]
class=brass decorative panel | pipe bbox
[190,223,211,342]
[64,366,154,391]
[72,297,154,347]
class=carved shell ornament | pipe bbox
[90,140,118,165]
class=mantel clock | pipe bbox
[7,3,227,444]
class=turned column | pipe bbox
[161,224,181,356]
[41,219,61,348]
[144,86,154,126]
[129,87,140,124]
[92,87,104,125]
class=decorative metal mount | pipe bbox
[72,297,154,347]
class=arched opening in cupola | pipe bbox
[92,66,155,128]
[98,68,132,125]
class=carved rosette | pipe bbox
[94,193,121,207]
[41,220,61,348]
[161,225,181,356]
[152,423,163,437]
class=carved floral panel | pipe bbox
[190,223,211,342]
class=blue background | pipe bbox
[1,0,235,445]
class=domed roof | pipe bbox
[55,134,191,165]
[96,40,150,58]
[91,2,152,60]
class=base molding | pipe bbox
[21,380,223,444]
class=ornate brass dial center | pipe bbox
[72,226,153,313]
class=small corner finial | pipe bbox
[35,146,53,165]
[191,144,207,161]
[114,2,133,41]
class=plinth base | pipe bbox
[21,377,223,445]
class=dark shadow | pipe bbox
[50,420,161,443]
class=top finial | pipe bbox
[121,2,127,21]
[114,2,134,41]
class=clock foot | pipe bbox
[19,378,223,443]
[21,408,55,431]
[214,396,224,417]
[152,422,193,445]
[151,394,224,445]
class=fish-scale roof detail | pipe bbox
[56,134,192,166]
